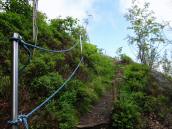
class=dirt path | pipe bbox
[77,89,114,128]
[147,114,168,129]
[77,68,123,129]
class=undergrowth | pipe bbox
[112,58,172,129]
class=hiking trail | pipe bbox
[77,68,123,129]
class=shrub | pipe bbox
[112,100,141,129]
[76,86,98,114]
[31,72,63,97]
[131,92,146,108]
[112,63,149,129]
[120,54,133,64]
[0,74,10,99]
[143,96,167,114]
[123,63,149,92]
[90,77,106,97]
[112,62,172,129]
[58,103,78,129]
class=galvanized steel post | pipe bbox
[12,33,19,129]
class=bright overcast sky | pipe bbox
[38,0,172,58]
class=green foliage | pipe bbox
[91,77,106,96]
[83,43,114,77]
[112,100,141,129]
[2,0,32,17]
[31,72,63,97]
[112,62,171,129]
[125,1,167,69]
[58,103,78,129]
[123,63,149,92]
[130,92,146,108]
[120,54,133,64]
[112,63,148,129]
[143,96,167,114]
[0,72,10,98]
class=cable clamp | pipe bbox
[8,114,29,129]
[11,34,23,43]
[18,115,29,129]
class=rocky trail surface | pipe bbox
[77,69,123,129]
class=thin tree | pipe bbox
[125,0,167,69]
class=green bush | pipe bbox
[0,74,10,98]
[112,63,149,129]
[31,72,63,97]
[131,92,146,108]
[90,77,105,96]
[123,63,149,92]
[112,62,172,129]
[58,103,78,129]
[120,54,133,64]
[112,100,141,129]
[143,96,167,114]
[76,86,98,114]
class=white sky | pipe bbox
[39,0,172,23]
[38,0,172,57]
[38,0,97,19]
[120,0,172,25]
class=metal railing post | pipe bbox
[12,33,19,129]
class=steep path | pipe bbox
[77,89,114,129]
[77,68,122,129]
